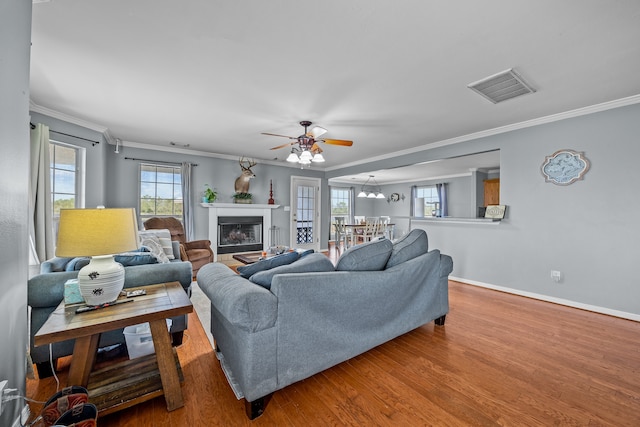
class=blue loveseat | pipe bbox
[197,229,453,419]
[28,241,193,377]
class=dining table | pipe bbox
[343,223,395,247]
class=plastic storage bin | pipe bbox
[123,319,172,359]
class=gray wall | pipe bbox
[29,111,108,208]
[409,104,639,317]
[104,146,326,247]
[0,0,31,424]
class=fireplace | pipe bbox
[217,216,263,254]
[202,202,279,261]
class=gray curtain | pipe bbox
[349,186,355,224]
[181,162,194,241]
[410,185,417,217]
[29,123,54,263]
[436,183,448,217]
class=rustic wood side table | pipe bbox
[34,281,193,416]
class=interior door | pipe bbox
[484,178,500,206]
[290,176,321,252]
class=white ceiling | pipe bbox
[30,1,640,180]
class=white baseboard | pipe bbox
[450,276,640,323]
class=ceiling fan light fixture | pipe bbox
[286,152,299,163]
[358,175,386,200]
[299,150,313,161]
[312,153,325,162]
[309,126,327,138]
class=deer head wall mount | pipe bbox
[234,157,256,194]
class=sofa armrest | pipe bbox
[197,263,277,332]
[28,271,79,308]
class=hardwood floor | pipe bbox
[27,269,640,425]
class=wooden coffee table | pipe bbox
[34,282,193,415]
[232,252,265,265]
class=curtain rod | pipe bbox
[30,122,100,146]
[124,157,198,167]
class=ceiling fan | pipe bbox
[263,120,353,165]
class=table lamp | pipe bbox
[56,208,139,306]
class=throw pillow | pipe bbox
[385,229,429,269]
[139,229,175,260]
[335,237,393,271]
[65,257,91,271]
[140,236,170,263]
[114,248,158,267]
[293,248,315,258]
[237,251,300,279]
[249,253,335,289]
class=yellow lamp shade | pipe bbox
[56,208,139,257]
[56,208,139,306]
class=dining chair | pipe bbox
[352,217,380,246]
[379,216,392,239]
[333,217,347,252]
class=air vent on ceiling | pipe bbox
[468,68,536,104]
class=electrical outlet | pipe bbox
[551,270,562,282]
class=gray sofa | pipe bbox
[197,229,453,419]
[28,241,193,377]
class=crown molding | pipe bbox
[324,93,640,172]
[29,100,109,133]
[31,93,640,172]
[118,139,295,169]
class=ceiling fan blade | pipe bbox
[319,138,354,147]
[309,126,327,138]
[261,132,297,139]
[270,141,297,150]
[310,143,323,153]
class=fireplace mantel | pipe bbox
[201,203,280,261]
[201,203,280,209]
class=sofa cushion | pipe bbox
[250,253,335,289]
[385,229,429,269]
[139,229,175,260]
[237,251,300,279]
[335,237,393,271]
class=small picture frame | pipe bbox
[484,205,506,220]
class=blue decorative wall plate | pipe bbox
[541,149,590,185]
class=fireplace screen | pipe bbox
[218,216,263,254]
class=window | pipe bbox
[331,187,352,220]
[139,163,183,221]
[330,187,352,238]
[50,141,85,214]
[415,185,439,217]
[50,141,85,238]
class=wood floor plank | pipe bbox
[26,277,640,426]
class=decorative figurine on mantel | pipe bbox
[233,157,256,203]
[268,179,275,205]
